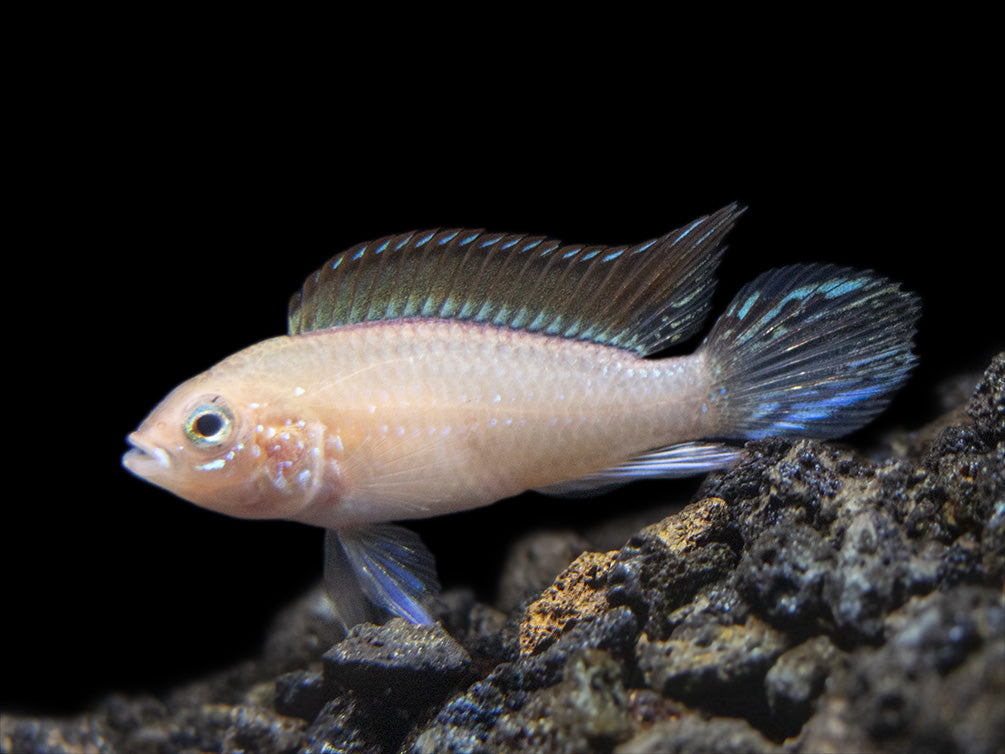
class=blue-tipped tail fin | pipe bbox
[701,264,920,440]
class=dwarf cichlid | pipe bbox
[123,205,919,627]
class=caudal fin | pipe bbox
[700,264,920,440]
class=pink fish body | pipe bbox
[124,206,919,626]
[126,321,721,528]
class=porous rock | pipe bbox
[322,618,471,706]
[519,549,617,656]
[407,607,640,753]
[487,649,632,754]
[638,615,789,701]
[764,635,845,733]
[298,693,386,754]
[796,586,1004,754]
[615,711,783,754]
[606,496,741,640]
[497,530,590,613]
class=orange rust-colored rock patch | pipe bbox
[638,497,730,552]
[519,549,618,656]
[518,497,732,656]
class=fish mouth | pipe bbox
[122,432,172,478]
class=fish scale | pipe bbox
[260,319,717,530]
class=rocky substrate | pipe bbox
[4,353,1003,754]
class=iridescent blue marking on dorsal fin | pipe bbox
[288,204,745,355]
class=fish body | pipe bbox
[124,205,920,626]
[127,320,717,530]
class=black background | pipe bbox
[5,40,999,715]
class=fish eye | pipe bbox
[184,400,235,448]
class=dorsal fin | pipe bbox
[288,204,744,355]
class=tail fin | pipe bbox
[700,264,920,440]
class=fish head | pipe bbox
[123,369,328,521]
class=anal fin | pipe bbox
[324,524,440,628]
[535,441,744,497]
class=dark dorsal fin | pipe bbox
[288,204,744,355]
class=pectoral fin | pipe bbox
[324,524,440,628]
[535,442,745,497]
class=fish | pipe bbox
[122,204,920,628]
